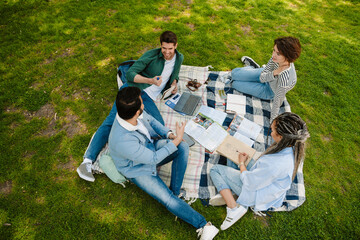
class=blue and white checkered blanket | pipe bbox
[111,65,306,212]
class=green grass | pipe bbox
[1,0,359,239]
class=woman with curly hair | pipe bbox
[231,37,301,122]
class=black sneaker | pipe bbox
[241,56,260,68]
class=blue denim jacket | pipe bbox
[108,112,177,178]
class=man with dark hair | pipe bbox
[108,87,219,240]
[126,30,182,125]
[77,31,184,182]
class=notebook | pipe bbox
[173,92,201,116]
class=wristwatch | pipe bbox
[239,162,245,166]
[167,130,174,138]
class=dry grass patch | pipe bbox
[0,180,13,196]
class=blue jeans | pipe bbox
[210,164,244,204]
[130,174,207,229]
[155,140,189,196]
[231,66,274,100]
[84,85,165,162]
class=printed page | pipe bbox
[185,112,228,152]
[237,118,262,140]
[234,132,254,147]
[198,105,227,125]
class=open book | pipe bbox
[227,115,262,147]
[161,85,176,100]
[184,106,227,152]
[184,107,257,165]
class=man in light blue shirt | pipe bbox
[77,31,183,182]
[108,87,219,239]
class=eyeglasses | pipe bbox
[186,79,202,92]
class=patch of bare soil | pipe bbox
[63,108,88,138]
[321,134,333,142]
[57,155,76,171]
[34,103,58,137]
[0,180,12,195]
[254,214,270,227]
[240,25,252,35]
[42,48,75,65]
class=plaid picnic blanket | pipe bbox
[157,67,306,212]
[98,64,305,212]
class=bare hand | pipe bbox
[238,152,249,164]
[175,122,185,140]
[152,76,162,86]
[172,122,185,146]
[171,80,178,94]
[273,65,289,76]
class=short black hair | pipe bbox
[115,87,142,120]
[160,31,177,45]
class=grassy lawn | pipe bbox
[1,0,359,239]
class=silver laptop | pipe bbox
[173,92,201,116]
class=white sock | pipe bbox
[83,158,93,164]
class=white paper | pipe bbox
[198,105,227,125]
[185,113,228,152]
[237,118,262,140]
[233,132,254,147]
[226,94,246,115]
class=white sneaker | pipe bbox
[196,222,219,240]
[76,161,95,182]
[220,204,248,230]
[241,56,260,68]
[209,194,226,206]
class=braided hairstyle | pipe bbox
[265,112,310,180]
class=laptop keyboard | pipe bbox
[182,94,200,114]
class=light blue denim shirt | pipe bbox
[238,147,294,211]
[108,112,177,178]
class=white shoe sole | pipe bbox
[241,56,260,68]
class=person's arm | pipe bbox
[259,57,277,83]
[171,122,185,147]
[126,51,161,86]
[134,74,162,86]
[270,71,289,122]
[238,152,249,173]
[114,133,177,166]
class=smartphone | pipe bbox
[182,133,195,147]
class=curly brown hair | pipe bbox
[274,37,301,63]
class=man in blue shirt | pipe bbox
[108,87,219,240]
[77,31,183,182]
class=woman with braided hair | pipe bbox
[209,112,310,230]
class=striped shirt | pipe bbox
[260,57,297,122]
